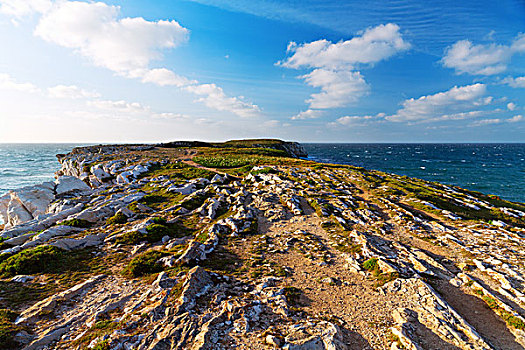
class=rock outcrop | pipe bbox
[0,140,524,350]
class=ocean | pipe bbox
[304,143,525,203]
[0,143,84,197]
[0,143,523,204]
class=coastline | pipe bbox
[0,140,524,349]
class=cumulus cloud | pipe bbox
[0,0,260,118]
[184,83,260,118]
[386,84,491,123]
[502,76,525,88]
[0,73,40,93]
[88,99,150,115]
[278,23,410,70]
[48,84,100,99]
[470,115,523,127]
[291,109,325,120]
[442,33,525,75]
[507,102,517,111]
[0,0,51,17]
[34,1,189,73]
[278,23,409,114]
[327,112,385,127]
[134,68,195,87]
[302,69,369,109]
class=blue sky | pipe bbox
[0,0,524,142]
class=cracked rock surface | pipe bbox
[0,141,524,350]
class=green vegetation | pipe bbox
[116,219,189,245]
[106,212,128,225]
[0,309,22,350]
[362,258,379,271]
[180,192,210,211]
[143,161,215,181]
[250,167,278,176]
[501,311,525,330]
[138,188,183,211]
[123,250,168,277]
[283,286,302,307]
[467,284,525,330]
[59,218,92,228]
[361,258,399,287]
[0,246,65,277]
[71,318,122,349]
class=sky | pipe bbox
[0,0,524,143]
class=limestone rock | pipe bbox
[55,176,91,196]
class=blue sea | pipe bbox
[304,143,525,203]
[0,144,84,197]
[0,143,523,204]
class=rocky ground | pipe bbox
[0,140,524,350]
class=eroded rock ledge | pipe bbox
[0,140,524,350]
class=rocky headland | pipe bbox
[0,139,524,350]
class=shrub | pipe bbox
[116,220,185,245]
[0,309,21,350]
[59,218,92,228]
[362,258,379,272]
[0,246,64,277]
[283,286,302,307]
[123,250,168,277]
[501,311,525,330]
[106,212,128,225]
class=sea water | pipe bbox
[0,143,523,204]
[304,143,525,203]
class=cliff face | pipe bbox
[0,142,524,350]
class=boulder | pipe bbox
[167,183,197,195]
[90,164,112,181]
[55,176,91,196]
[69,205,114,223]
[11,182,55,218]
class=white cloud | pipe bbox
[470,115,523,127]
[34,1,189,73]
[302,69,369,109]
[88,99,150,115]
[0,0,261,118]
[442,33,525,75]
[0,0,51,17]
[291,109,325,120]
[0,73,40,93]
[279,23,408,112]
[48,84,100,99]
[507,102,516,111]
[133,68,195,87]
[278,23,410,70]
[184,83,260,118]
[470,118,501,126]
[151,112,189,120]
[387,84,491,123]
[508,114,523,123]
[328,112,384,127]
[502,76,525,88]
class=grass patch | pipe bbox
[116,220,190,245]
[123,250,169,278]
[106,212,128,225]
[0,246,65,277]
[59,218,92,228]
[142,161,215,181]
[0,309,22,350]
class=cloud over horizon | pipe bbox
[0,0,260,118]
[279,23,410,120]
[386,83,492,123]
[442,33,525,75]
